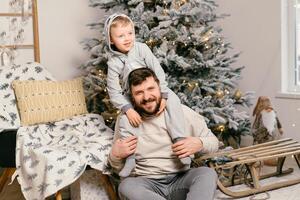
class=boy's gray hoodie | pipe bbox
[105,13,169,113]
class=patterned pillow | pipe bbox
[12,78,88,126]
[0,62,54,131]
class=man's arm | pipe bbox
[172,105,219,158]
[108,117,138,173]
[194,121,219,154]
[172,136,204,158]
[108,136,137,173]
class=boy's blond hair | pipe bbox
[110,16,132,28]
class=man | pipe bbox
[108,68,219,200]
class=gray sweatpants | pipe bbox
[118,167,218,200]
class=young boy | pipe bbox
[104,13,191,177]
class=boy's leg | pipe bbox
[164,89,191,165]
[167,167,218,200]
[119,177,166,200]
[118,114,138,177]
[119,154,136,177]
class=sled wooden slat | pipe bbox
[231,144,300,160]
[229,141,298,158]
[199,138,292,160]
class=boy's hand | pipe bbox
[156,98,166,116]
[126,108,142,127]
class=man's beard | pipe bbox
[134,97,161,118]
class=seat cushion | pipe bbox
[0,130,17,168]
[0,62,54,131]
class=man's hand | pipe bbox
[156,98,167,116]
[126,108,142,127]
[111,136,137,159]
[172,137,203,158]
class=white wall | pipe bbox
[38,0,103,80]
[0,0,102,80]
[215,0,300,141]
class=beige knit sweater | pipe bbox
[109,105,219,178]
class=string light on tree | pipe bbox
[162,8,169,15]
[101,98,121,125]
[214,124,226,140]
[161,0,169,15]
[174,0,187,9]
[217,124,226,132]
[180,0,187,4]
[215,88,225,98]
[146,38,156,48]
[224,88,230,95]
[102,111,115,124]
[187,81,198,91]
[200,28,214,43]
[97,69,106,79]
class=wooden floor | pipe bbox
[0,177,70,200]
[1,156,300,200]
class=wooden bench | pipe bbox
[194,138,300,198]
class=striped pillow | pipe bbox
[12,78,88,126]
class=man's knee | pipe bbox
[190,167,218,182]
[118,177,147,199]
[118,178,134,197]
[201,167,217,178]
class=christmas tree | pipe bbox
[81,0,253,147]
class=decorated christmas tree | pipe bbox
[81,0,253,147]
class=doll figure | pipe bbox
[252,96,283,144]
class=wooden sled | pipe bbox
[194,138,300,198]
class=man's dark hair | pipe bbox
[128,68,160,89]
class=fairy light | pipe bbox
[162,9,168,15]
